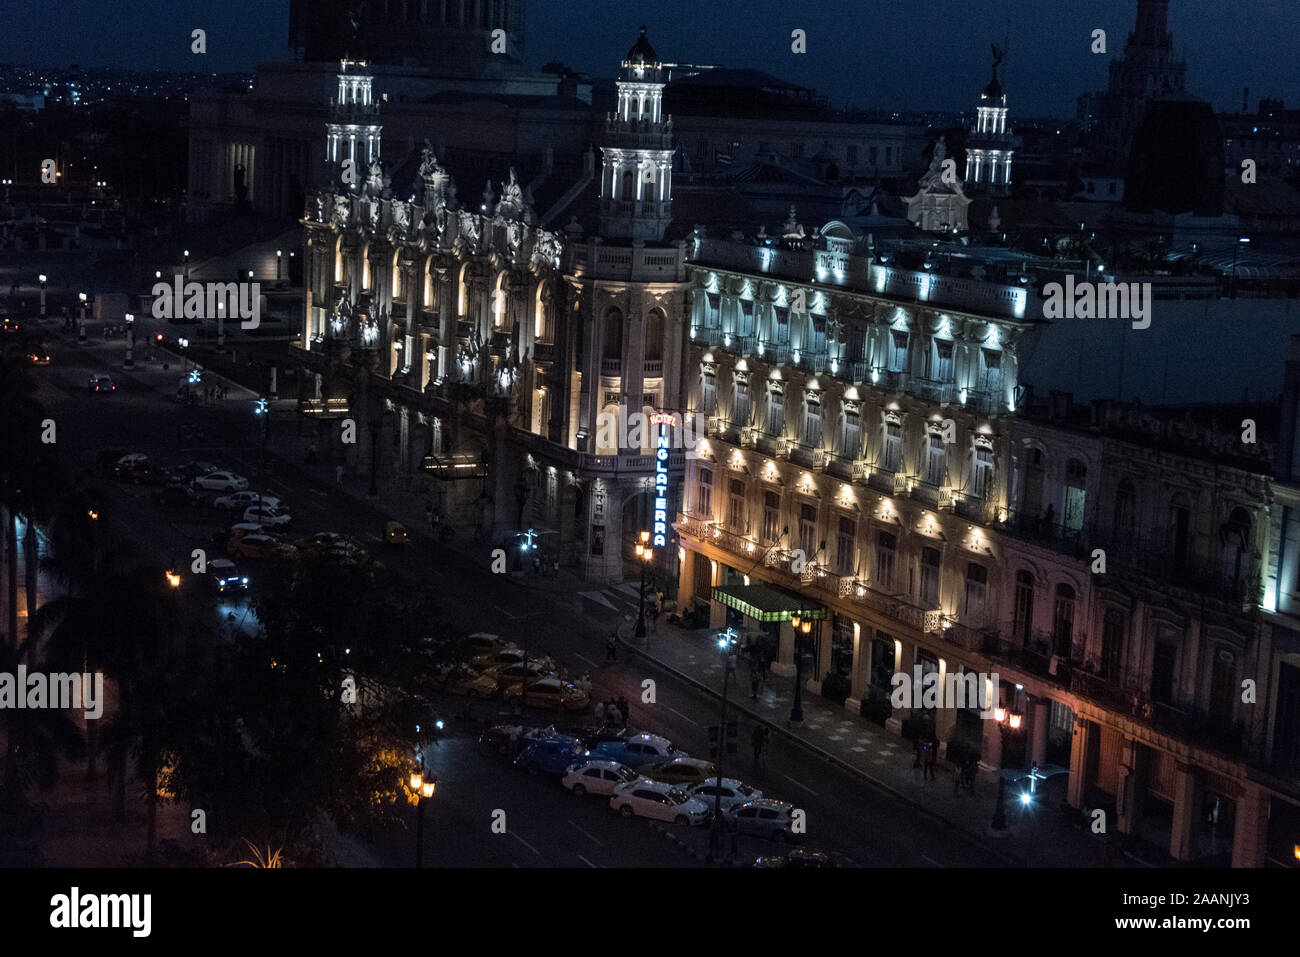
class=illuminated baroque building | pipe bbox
[964,46,1014,195]
[294,30,691,583]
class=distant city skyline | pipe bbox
[0,0,1296,117]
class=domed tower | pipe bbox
[598,26,676,242]
[325,59,383,182]
[964,44,1014,195]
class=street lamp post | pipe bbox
[989,707,1021,836]
[708,628,738,861]
[123,312,135,368]
[409,771,436,868]
[77,293,87,341]
[634,530,652,640]
[38,274,47,319]
[183,249,190,282]
[276,249,282,281]
[788,615,812,724]
[1230,236,1251,299]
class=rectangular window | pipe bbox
[882,422,902,472]
[798,503,817,559]
[835,517,856,576]
[731,378,751,426]
[700,372,717,415]
[802,395,821,447]
[919,547,940,608]
[846,145,858,165]
[925,433,946,486]
[705,293,721,329]
[767,391,785,436]
[809,314,827,354]
[1101,608,1125,680]
[791,141,804,158]
[964,563,987,626]
[842,408,861,459]
[982,348,1002,395]
[773,306,790,344]
[934,339,954,381]
[1152,641,1177,706]
[696,139,709,158]
[738,299,755,337]
[698,467,713,518]
[885,146,893,165]
[727,478,746,531]
[1013,572,1034,647]
[761,491,781,544]
[875,531,897,593]
[888,331,909,373]
[971,447,994,499]
[869,145,878,165]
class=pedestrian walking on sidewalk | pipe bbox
[750,672,760,701]
[605,632,618,662]
[616,695,629,728]
[913,735,923,769]
[335,464,345,485]
[924,733,938,781]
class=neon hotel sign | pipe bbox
[651,412,675,546]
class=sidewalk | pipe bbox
[66,325,1150,867]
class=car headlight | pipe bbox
[241,577,249,585]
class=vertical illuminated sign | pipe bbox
[651,412,675,547]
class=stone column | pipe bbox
[1169,761,1202,862]
[846,621,866,711]
[1230,782,1270,868]
[1066,719,1090,807]
[772,618,795,677]
[886,637,912,736]
[677,543,695,614]
[935,657,957,752]
[1030,698,1049,767]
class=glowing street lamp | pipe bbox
[634,530,653,640]
[165,571,182,588]
[409,771,437,868]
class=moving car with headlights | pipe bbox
[609,780,711,826]
[504,677,590,712]
[214,490,282,511]
[724,798,801,842]
[561,759,640,797]
[686,777,763,812]
[587,732,685,770]
[87,373,116,393]
[472,646,552,671]
[26,350,51,366]
[513,734,587,776]
[208,558,248,594]
[194,471,249,492]
[383,520,409,546]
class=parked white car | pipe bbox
[193,471,249,492]
[244,504,292,527]
[214,490,282,511]
[562,760,640,797]
[610,779,711,826]
[686,777,763,812]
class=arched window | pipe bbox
[1221,507,1252,594]
[620,168,634,200]
[391,252,404,301]
[602,307,623,360]
[1022,446,1045,519]
[458,263,470,317]
[534,283,553,342]
[1112,477,1136,546]
[493,272,509,330]
[1168,492,1191,567]
[1013,570,1034,648]
[1052,584,1075,658]
[1064,459,1087,533]
[644,308,665,361]
[361,244,371,290]
[334,236,344,283]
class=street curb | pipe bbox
[613,629,1020,867]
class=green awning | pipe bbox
[711,584,827,623]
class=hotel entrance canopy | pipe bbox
[710,584,827,623]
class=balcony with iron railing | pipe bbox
[998,506,1090,559]
[600,357,622,375]
[1088,528,1262,610]
[953,495,1000,525]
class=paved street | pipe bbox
[7,300,1147,869]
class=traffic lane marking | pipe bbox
[781,773,820,797]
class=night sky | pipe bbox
[1,0,1296,117]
